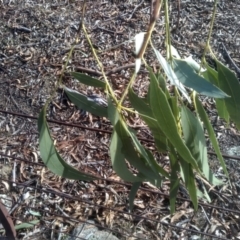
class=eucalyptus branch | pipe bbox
[164,0,172,60]
[136,0,162,60]
[200,0,218,70]
[119,0,162,107]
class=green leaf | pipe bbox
[181,56,205,73]
[216,60,240,130]
[180,106,223,185]
[125,122,168,180]
[128,89,168,152]
[0,220,40,233]
[150,68,172,101]
[197,184,211,203]
[114,120,165,184]
[14,220,40,230]
[179,159,198,211]
[172,58,229,98]
[108,99,142,182]
[169,145,180,214]
[156,71,167,91]
[194,95,229,178]
[181,106,207,171]
[202,64,218,83]
[28,210,41,217]
[109,96,167,184]
[71,72,106,88]
[149,76,199,170]
[107,97,118,125]
[38,106,95,181]
[110,130,142,182]
[129,182,141,211]
[203,65,229,122]
[115,122,158,179]
[168,95,179,122]
[216,98,229,124]
[170,178,180,214]
[64,86,108,117]
[145,148,169,179]
[187,167,198,211]
[152,47,191,103]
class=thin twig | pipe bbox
[221,42,240,75]
[126,0,145,21]
[74,63,144,76]
[106,63,144,75]
[74,66,102,76]
[137,0,162,59]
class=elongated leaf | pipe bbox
[145,148,169,179]
[115,120,166,184]
[109,100,144,164]
[216,98,229,123]
[0,220,40,233]
[181,106,207,170]
[129,182,141,211]
[125,121,168,180]
[156,71,167,91]
[38,106,95,181]
[149,76,199,170]
[115,122,158,179]
[147,67,170,101]
[179,159,198,211]
[194,95,229,178]
[71,72,106,88]
[110,131,142,182]
[14,220,40,230]
[107,97,118,125]
[108,99,142,182]
[173,58,229,98]
[169,144,180,214]
[152,68,178,117]
[168,95,179,122]
[28,210,41,217]
[197,183,211,203]
[64,86,108,117]
[152,47,191,103]
[203,65,229,122]
[149,67,171,101]
[128,89,168,152]
[216,60,240,129]
[187,166,198,211]
[170,178,180,214]
[182,56,206,73]
[202,186,211,203]
[181,106,223,185]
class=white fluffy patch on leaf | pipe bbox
[134,32,145,74]
[134,32,145,55]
